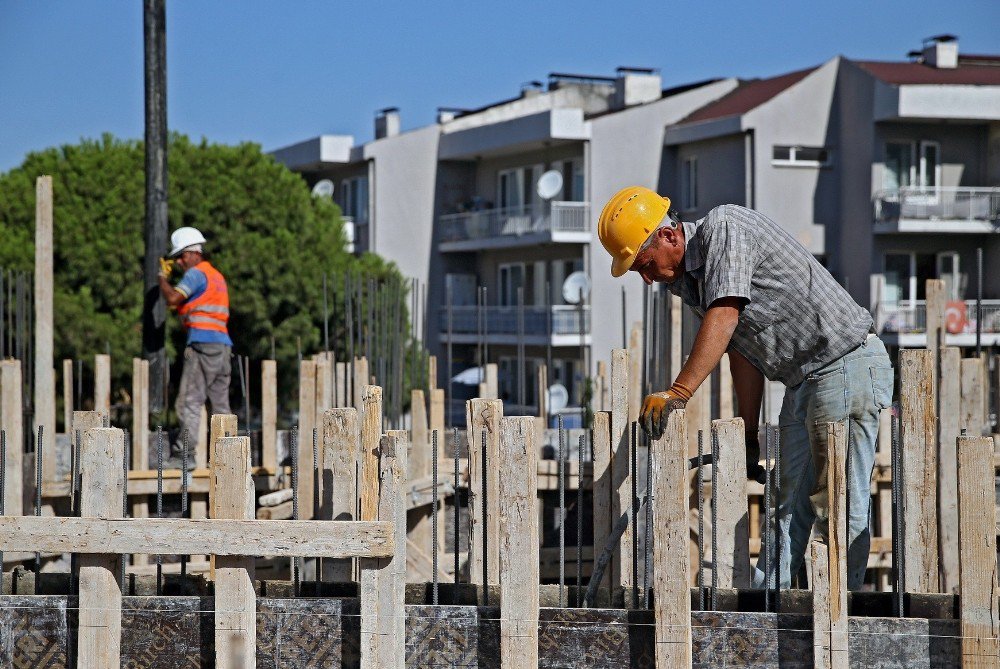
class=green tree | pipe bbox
[0,134,409,417]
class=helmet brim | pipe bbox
[611,252,636,278]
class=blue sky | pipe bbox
[1,1,997,172]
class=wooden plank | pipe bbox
[627,325,642,422]
[718,353,734,420]
[812,540,832,669]
[466,398,502,588]
[957,434,1000,668]
[1,360,24,516]
[353,356,369,415]
[322,408,360,581]
[256,500,293,520]
[961,356,987,437]
[335,361,349,408]
[94,353,111,417]
[669,293,683,379]
[427,355,437,392]
[212,435,256,669]
[378,431,407,668]
[410,390,429,479]
[261,360,277,471]
[595,360,607,412]
[899,349,939,593]
[712,418,751,587]
[827,422,849,669]
[938,347,961,594]
[62,359,73,435]
[591,410,611,591]
[298,360,317,519]
[0,516,393,557]
[651,409,691,667]
[209,414,238,526]
[429,388,445,435]
[482,363,498,400]
[131,358,150,566]
[34,176,56,483]
[360,386,382,521]
[77,427,125,669]
[926,279,946,360]
[315,354,332,417]
[499,416,539,669]
[258,487,293,507]
[609,349,632,591]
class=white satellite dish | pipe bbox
[536,170,563,200]
[547,383,569,413]
[562,271,591,304]
[311,179,335,198]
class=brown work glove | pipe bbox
[639,382,694,439]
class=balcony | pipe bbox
[876,299,1000,347]
[438,201,591,252]
[874,187,1000,233]
[439,305,591,346]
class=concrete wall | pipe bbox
[473,144,584,205]
[871,122,990,189]
[671,134,746,219]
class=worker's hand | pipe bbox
[745,429,767,484]
[159,257,175,279]
[639,382,693,439]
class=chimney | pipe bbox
[922,35,958,69]
[375,107,400,139]
[520,80,544,99]
[613,67,662,109]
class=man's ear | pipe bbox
[661,224,680,245]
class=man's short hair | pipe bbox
[638,210,682,253]
[183,244,203,255]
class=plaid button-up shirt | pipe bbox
[666,205,873,387]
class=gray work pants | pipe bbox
[175,343,232,447]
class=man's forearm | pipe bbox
[728,348,764,429]
[672,299,741,395]
[159,275,184,308]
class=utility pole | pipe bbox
[143,0,168,412]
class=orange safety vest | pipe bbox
[177,261,230,335]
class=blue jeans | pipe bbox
[752,335,893,591]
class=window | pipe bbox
[681,157,698,210]
[771,145,832,167]
[883,251,960,303]
[883,141,941,191]
[339,176,369,223]
[498,165,542,209]
[560,158,585,202]
[498,263,537,306]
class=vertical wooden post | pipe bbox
[298,359,317,519]
[467,399,502,588]
[322,408,359,581]
[595,360,607,412]
[1,361,24,516]
[34,176,56,483]
[957,434,1000,668]
[360,386,382,521]
[711,418,751,587]
[77,427,125,669]
[591,411,611,591]
[961,357,987,437]
[427,355,438,392]
[609,349,632,593]
[131,358,150,566]
[687,381,711,457]
[481,363,498,400]
[937,347,961,594]
[430,388,445,435]
[212,436,255,669]
[315,354,332,417]
[62,359,74,435]
[812,540,832,669]
[651,409,691,667]
[192,405,210,523]
[669,293,683,379]
[94,353,111,418]
[926,279,946,361]
[899,349,939,593]
[209,413,238,519]
[335,361,349,408]
[261,360,277,471]
[353,356,369,415]
[718,353,734,420]
[499,416,539,669]
[627,324,642,422]
[408,390,433,560]
[826,422,849,668]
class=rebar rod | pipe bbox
[697,429,706,611]
[313,428,321,579]
[34,425,42,579]
[643,429,653,608]
[577,433,584,607]
[517,287,525,413]
[774,425,782,612]
[121,430,129,588]
[453,427,460,590]
[891,407,903,616]
[481,430,488,606]
[71,429,81,592]
[764,423,772,613]
[447,284,453,426]
[291,425,299,596]
[181,429,189,577]
[710,428,718,611]
[977,247,983,357]
[630,421,638,608]
[558,415,566,608]
[0,430,6,593]
[323,272,329,354]
[156,426,163,595]
[432,429,439,605]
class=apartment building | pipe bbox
[273,35,1000,422]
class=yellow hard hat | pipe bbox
[598,186,672,277]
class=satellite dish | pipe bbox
[536,170,563,200]
[547,383,569,413]
[562,271,591,304]
[311,179,335,198]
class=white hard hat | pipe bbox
[168,227,208,257]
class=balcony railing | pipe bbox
[440,305,590,336]
[874,187,1000,224]
[877,299,1000,335]
[440,201,590,244]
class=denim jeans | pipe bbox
[752,334,893,591]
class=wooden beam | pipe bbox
[94,353,111,417]
[480,363,498,400]
[609,348,632,591]
[0,516,393,557]
[429,388,445,436]
[427,355,437,392]
[595,360,607,412]
[410,390,429,480]
[899,349,939,593]
[62,359,73,434]
[209,414,238,525]
[669,293,683,380]
[1,360,24,516]
[298,360,317,519]
[938,347,961,594]
[256,500,293,520]
[378,431,407,668]
[131,358,150,566]
[591,410,611,591]
[718,353,734,420]
[812,540,832,669]
[961,356,987,437]
[360,386,382,521]
[826,422,849,669]
[261,360,277,471]
[499,416,539,669]
[926,279,946,359]
[315,353,332,417]
[77,427,125,669]
[712,418,751,587]
[34,176,56,483]
[212,435,256,669]
[651,409,691,666]
[627,325,642,422]
[957,434,1000,668]
[353,356,369,415]
[467,398,502,588]
[321,408,360,581]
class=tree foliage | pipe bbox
[0,134,405,409]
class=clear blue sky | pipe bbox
[1,1,997,172]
